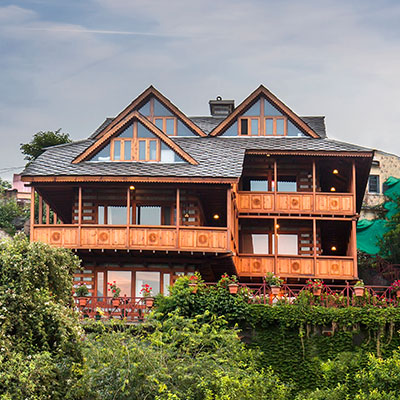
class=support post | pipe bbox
[227,186,232,252]
[313,218,317,277]
[126,187,131,248]
[352,160,356,213]
[53,212,57,225]
[274,217,278,274]
[352,219,358,278]
[78,186,82,246]
[30,187,35,241]
[38,195,43,224]
[312,159,316,212]
[273,159,277,211]
[46,203,50,225]
[176,188,180,249]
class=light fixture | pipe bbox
[213,214,220,220]
[330,187,336,192]
[331,246,337,251]
[275,224,280,229]
[129,185,135,190]
[332,169,339,175]
[184,213,190,218]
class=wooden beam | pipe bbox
[38,195,43,225]
[78,186,82,246]
[274,217,278,274]
[352,219,358,278]
[352,160,357,212]
[273,159,277,209]
[176,188,180,248]
[126,186,130,248]
[45,203,50,225]
[312,159,316,213]
[313,218,317,277]
[246,150,374,158]
[227,186,232,251]
[30,187,35,241]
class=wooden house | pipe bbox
[21,85,373,299]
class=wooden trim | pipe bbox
[30,188,35,239]
[72,111,198,165]
[246,150,373,158]
[91,86,206,140]
[22,176,238,184]
[352,160,357,212]
[210,85,320,138]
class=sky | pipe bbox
[1,0,400,181]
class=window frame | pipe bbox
[368,175,380,194]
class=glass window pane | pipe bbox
[278,234,298,255]
[137,122,155,138]
[252,234,269,254]
[161,142,175,163]
[264,99,283,116]
[155,118,163,131]
[118,124,133,138]
[138,101,150,116]
[277,177,297,192]
[113,140,121,160]
[176,120,195,136]
[276,119,285,135]
[166,119,175,135]
[136,206,162,225]
[139,141,146,160]
[124,140,132,160]
[149,141,157,160]
[287,120,304,137]
[240,119,249,135]
[108,271,132,297]
[250,180,268,191]
[90,143,111,161]
[251,119,259,135]
[266,118,274,135]
[98,206,104,224]
[135,271,160,297]
[163,273,170,295]
[97,272,104,297]
[153,99,173,116]
[108,206,127,224]
[243,99,261,116]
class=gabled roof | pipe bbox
[91,86,206,139]
[72,111,198,165]
[209,85,321,138]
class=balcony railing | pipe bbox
[32,224,230,252]
[237,255,356,279]
[237,192,354,214]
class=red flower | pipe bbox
[112,290,116,293]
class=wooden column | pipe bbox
[227,186,232,252]
[38,195,43,224]
[274,217,278,274]
[313,218,317,277]
[312,159,316,212]
[53,212,57,225]
[126,187,131,248]
[176,188,180,249]
[352,219,358,278]
[45,203,50,225]
[78,186,82,246]
[351,160,357,213]
[30,187,35,241]
[273,159,277,211]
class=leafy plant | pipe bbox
[354,280,365,288]
[140,283,153,298]
[306,279,324,291]
[218,273,238,288]
[75,282,89,297]
[107,281,121,298]
[265,272,283,287]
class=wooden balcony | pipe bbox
[32,225,230,253]
[236,254,356,279]
[237,192,355,215]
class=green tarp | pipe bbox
[356,176,400,255]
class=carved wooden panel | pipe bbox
[130,228,176,248]
[315,194,354,214]
[276,194,313,212]
[277,257,313,275]
[179,229,227,251]
[316,258,355,278]
[237,193,274,212]
[236,256,274,276]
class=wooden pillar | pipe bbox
[30,187,35,241]
[53,212,57,225]
[78,186,82,246]
[313,218,317,277]
[38,195,43,224]
[352,219,358,278]
[45,203,50,225]
[126,187,131,247]
[274,217,278,274]
[312,159,316,212]
[352,160,356,213]
[227,186,232,252]
[273,159,277,211]
[176,188,180,249]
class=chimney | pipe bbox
[209,96,235,117]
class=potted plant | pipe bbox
[108,281,121,307]
[391,280,400,297]
[141,284,154,307]
[353,280,365,297]
[306,279,324,296]
[218,273,239,294]
[188,274,199,293]
[75,282,89,306]
[265,272,283,295]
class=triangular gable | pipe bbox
[92,86,206,139]
[209,85,320,138]
[73,111,198,165]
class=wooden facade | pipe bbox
[22,85,373,295]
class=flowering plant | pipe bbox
[218,273,238,288]
[75,282,89,297]
[306,279,324,290]
[391,280,400,290]
[140,283,153,298]
[107,281,121,298]
[265,272,283,287]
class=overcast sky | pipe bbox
[1,0,400,181]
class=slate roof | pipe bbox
[22,136,372,179]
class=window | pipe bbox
[277,176,297,192]
[108,270,132,297]
[239,117,260,135]
[135,271,160,297]
[98,206,127,225]
[136,206,162,225]
[241,232,274,254]
[277,234,298,255]
[250,180,269,191]
[368,175,380,193]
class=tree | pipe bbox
[20,129,71,163]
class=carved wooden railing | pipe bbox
[237,192,354,214]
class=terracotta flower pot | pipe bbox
[396,289,400,298]
[112,298,120,307]
[313,288,322,296]
[79,298,87,306]
[354,286,365,297]
[270,286,280,295]
[145,297,154,308]
[189,283,198,293]
[228,283,239,294]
